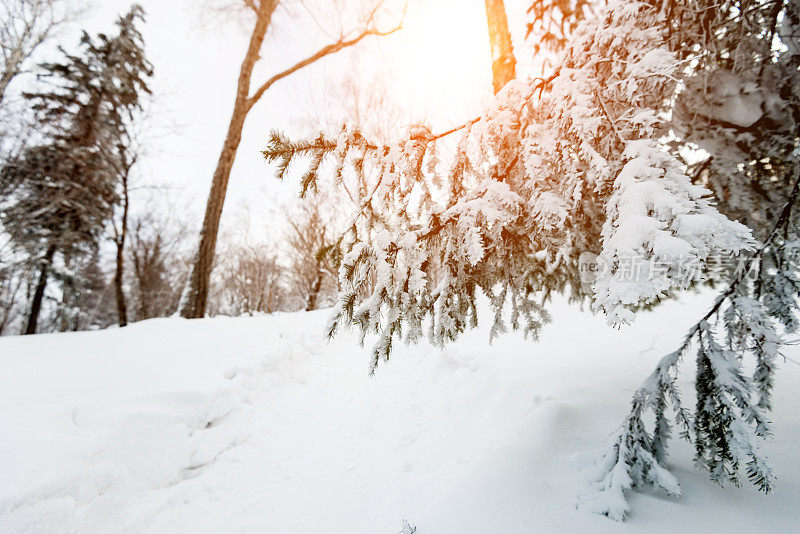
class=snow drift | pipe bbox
[1,294,798,533]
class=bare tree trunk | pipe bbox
[23,244,55,335]
[114,173,129,327]
[484,0,516,94]
[180,0,277,319]
[305,269,324,311]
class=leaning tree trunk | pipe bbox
[23,245,56,335]
[179,0,277,319]
[484,0,516,94]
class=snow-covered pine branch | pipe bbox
[266,0,800,518]
[583,175,800,519]
[266,1,756,363]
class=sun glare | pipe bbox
[386,0,493,125]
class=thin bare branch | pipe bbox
[242,0,259,14]
[246,22,402,110]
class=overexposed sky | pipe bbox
[40,0,534,239]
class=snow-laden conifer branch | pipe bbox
[262,71,561,203]
[584,175,800,520]
[268,1,759,370]
[266,0,799,517]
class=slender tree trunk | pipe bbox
[180,0,278,319]
[305,270,324,311]
[0,272,24,335]
[23,245,56,335]
[138,297,149,321]
[484,0,516,94]
[0,67,19,106]
[114,174,130,327]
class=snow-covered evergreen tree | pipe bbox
[265,0,799,518]
[0,5,152,334]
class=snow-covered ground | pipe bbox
[1,293,799,533]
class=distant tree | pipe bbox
[0,5,152,334]
[284,197,338,311]
[109,147,135,327]
[108,120,154,329]
[111,101,178,326]
[0,0,83,105]
[212,242,286,316]
[128,211,189,321]
[54,249,113,332]
[0,244,29,335]
[179,0,404,319]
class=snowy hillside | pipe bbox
[1,293,799,533]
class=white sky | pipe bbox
[51,0,534,240]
